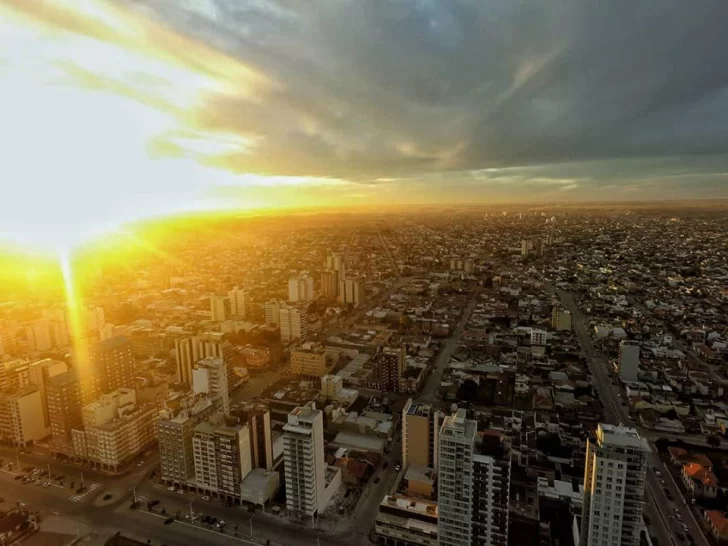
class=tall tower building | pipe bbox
[228,286,250,318]
[264,301,281,326]
[175,334,236,391]
[343,278,364,306]
[81,336,135,403]
[373,346,405,392]
[232,403,274,470]
[210,295,232,322]
[438,409,477,546]
[25,319,52,352]
[402,399,442,469]
[438,409,512,546]
[283,402,325,519]
[279,304,307,344]
[581,424,649,546]
[192,357,230,414]
[158,395,219,486]
[288,274,315,302]
[193,413,252,502]
[320,270,339,300]
[521,240,529,257]
[47,370,83,452]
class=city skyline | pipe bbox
[2,0,728,251]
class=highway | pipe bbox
[556,288,709,546]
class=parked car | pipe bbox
[167,486,176,492]
[201,495,210,501]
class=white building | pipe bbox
[279,304,307,344]
[581,424,649,546]
[438,409,476,546]
[619,341,640,382]
[531,328,547,347]
[193,357,229,414]
[343,278,364,306]
[283,402,326,519]
[288,274,315,302]
[25,320,52,352]
[228,286,250,318]
[264,301,280,326]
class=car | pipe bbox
[676,514,683,521]
[164,518,174,525]
[644,515,651,525]
[137,463,143,468]
[43,482,51,488]
[218,520,226,527]
[654,470,662,477]
[201,495,210,501]
[167,486,176,491]
[373,477,380,484]
[103,494,112,500]
[147,500,160,508]
[395,464,401,472]
[660,479,666,486]
[677,533,685,542]
[14,475,23,481]
[177,489,184,495]
[665,489,674,500]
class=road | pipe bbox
[420,294,479,403]
[556,288,709,546]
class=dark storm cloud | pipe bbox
[128,0,728,191]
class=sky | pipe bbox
[1,0,728,248]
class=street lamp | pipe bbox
[188,501,194,521]
[130,486,137,503]
[77,471,84,490]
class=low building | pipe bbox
[705,511,728,542]
[291,344,330,378]
[375,495,438,546]
[241,468,280,507]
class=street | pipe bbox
[556,288,709,546]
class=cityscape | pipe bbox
[0,205,728,546]
[3,0,728,546]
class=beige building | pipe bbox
[551,308,572,331]
[210,294,232,322]
[402,399,442,469]
[0,386,47,447]
[71,388,156,471]
[320,270,338,300]
[47,371,83,452]
[291,344,330,378]
[375,495,439,546]
[193,413,252,502]
[279,303,307,343]
[192,357,229,414]
[158,394,220,486]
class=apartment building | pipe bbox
[283,402,326,519]
[551,308,572,331]
[471,431,511,546]
[47,370,83,451]
[192,356,229,414]
[372,346,405,393]
[618,341,640,383]
[320,270,338,300]
[375,495,439,546]
[80,336,136,404]
[158,394,220,486]
[193,414,252,502]
[288,274,315,302]
[438,409,476,546]
[290,344,330,378]
[228,286,250,318]
[402,399,442,469]
[210,294,232,322]
[71,388,156,471]
[581,424,649,546]
[279,303,308,344]
[232,403,274,470]
[175,333,237,391]
[0,386,47,447]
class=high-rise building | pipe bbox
[283,402,326,519]
[343,278,364,306]
[402,399,442,469]
[288,274,315,302]
[232,403,274,471]
[471,431,511,546]
[158,394,220,486]
[551,308,572,331]
[320,270,339,300]
[228,286,250,318]
[175,333,236,391]
[192,357,229,414]
[619,341,640,383]
[290,344,329,378]
[80,336,136,404]
[521,240,529,257]
[210,295,232,322]
[25,319,52,352]
[372,346,405,392]
[193,413,252,502]
[279,303,307,344]
[326,253,345,275]
[264,301,281,326]
[438,409,477,546]
[533,239,544,257]
[47,371,83,451]
[86,306,106,333]
[0,386,47,447]
[438,409,512,546]
[581,424,649,546]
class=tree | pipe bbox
[707,435,721,447]
[654,437,670,454]
[665,408,679,420]
[457,379,479,402]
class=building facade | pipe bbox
[210,295,232,322]
[283,402,325,519]
[228,286,250,318]
[81,336,136,404]
[402,399,442,469]
[581,424,649,546]
[290,344,329,378]
[551,308,572,331]
[279,304,308,344]
[192,356,229,414]
[47,370,83,451]
[618,341,640,383]
[288,274,315,302]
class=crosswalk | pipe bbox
[69,482,101,502]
